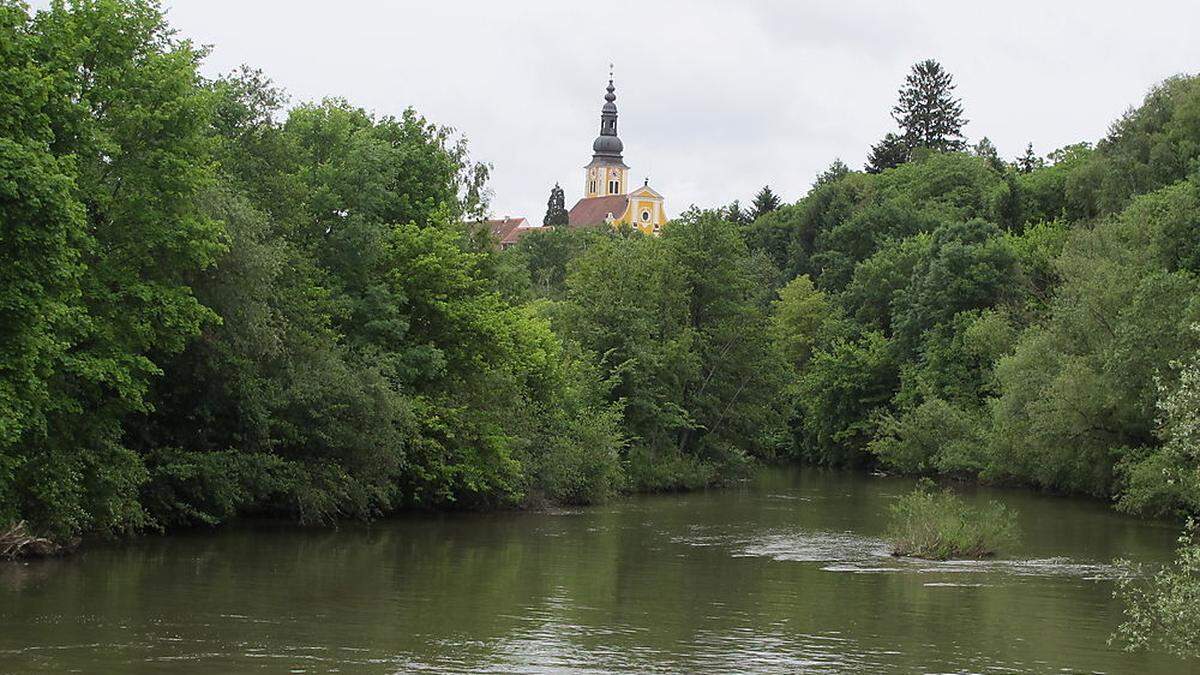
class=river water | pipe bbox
[1,468,1196,673]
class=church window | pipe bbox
[609,179,619,193]
[641,209,651,222]
[590,180,596,194]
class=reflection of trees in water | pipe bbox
[0,556,66,592]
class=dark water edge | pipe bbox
[1,467,1196,674]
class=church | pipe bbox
[486,75,668,248]
[566,77,668,234]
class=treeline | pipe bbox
[736,66,1200,518]
[3,0,1199,550]
[511,63,1200,521]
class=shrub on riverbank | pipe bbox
[1112,520,1200,659]
[886,482,1018,559]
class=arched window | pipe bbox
[589,180,596,194]
[609,179,619,193]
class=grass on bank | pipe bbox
[886,481,1018,559]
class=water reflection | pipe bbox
[0,468,1195,673]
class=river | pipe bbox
[1,468,1195,673]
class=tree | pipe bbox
[563,210,787,488]
[543,182,568,226]
[972,137,1005,171]
[1016,142,1043,173]
[0,1,86,530]
[987,185,1200,499]
[796,332,899,466]
[770,275,829,371]
[813,159,850,190]
[891,219,1017,354]
[8,0,225,538]
[511,226,598,299]
[892,59,967,152]
[1112,333,1200,657]
[1113,521,1200,660]
[751,185,782,220]
[723,199,752,226]
[865,132,910,173]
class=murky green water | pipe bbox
[1,468,1196,673]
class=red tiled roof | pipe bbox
[567,195,628,227]
[479,217,543,249]
[485,217,528,240]
[500,225,536,247]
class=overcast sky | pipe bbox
[137,2,1200,217]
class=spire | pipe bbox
[592,67,623,163]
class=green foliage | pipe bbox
[866,132,909,174]
[0,0,85,492]
[892,59,968,153]
[4,0,1200,555]
[1,0,222,538]
[839,233,931,334]
[1017,143,1094,224]
[813,159,849,190]
[770,275,829,371]
[543,182,568,226]
[561,211,787,488]
[1002,219,1068,318]
[1016,142,1044,173]
[871,399,988,475]
[1117,327,1200,516]
[795,331,898,466]
[0,0,633,545]
[1086,75,1200,216]
[1113,521,1200,659]
[507,225,602,300]
[891,219,1017,353]
[886,482,1018,559]
[751,72,1200,516]
[985,187,1200,497]
[750,185,782,220]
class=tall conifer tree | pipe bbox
[892,59,967,152]
[544,182,568,226]
[1016,143,1043,173]
[865,132,910,173]
[750,185,782,220]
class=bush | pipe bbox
[886,481,1018,559]
[1112,520,1200,659]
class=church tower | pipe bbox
[566,71,668,235]
[584,76,628,198]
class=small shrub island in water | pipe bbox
[886,481,1019,560]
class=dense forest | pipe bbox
[1,0,1198,589]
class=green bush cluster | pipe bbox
[886,482,1018,559]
